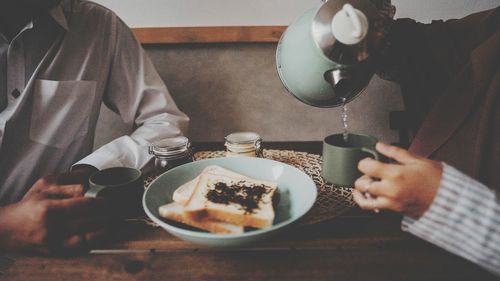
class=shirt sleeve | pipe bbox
[401,163,500,276]
[73,17,189,171]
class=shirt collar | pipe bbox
[0,5,67,44]
[48,5,69,31]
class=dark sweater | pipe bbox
[381,6,500,190]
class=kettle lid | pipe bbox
[312,0,378,61]
[331,4,369,45]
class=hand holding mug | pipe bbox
[0,174,111,255]
[352,142,443,219]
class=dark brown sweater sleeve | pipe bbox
[376,7,500,134]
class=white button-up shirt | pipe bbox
[0,1,189,204]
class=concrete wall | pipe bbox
[95,43,403,146]
[93,1,499,147]
[92,0,499,26]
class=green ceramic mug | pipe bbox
[85,167,144,216]
[322,133,379,187]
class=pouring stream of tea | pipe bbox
[341,97,349,143]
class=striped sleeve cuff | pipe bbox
[401,163,500,276]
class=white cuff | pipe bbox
[72,148,124,171]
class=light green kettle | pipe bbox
[276,0,391,107]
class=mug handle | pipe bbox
[84,186,106,198]
[361,147,379,161]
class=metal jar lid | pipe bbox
[149,136,191,159]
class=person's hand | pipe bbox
[0,167,111,255]
[23,165,98,199]
[352,142,443,219]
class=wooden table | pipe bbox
[1,142,497,281]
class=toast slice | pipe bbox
[173,166,250,204]
[184,173,278,229]
[172,178,198,205]
[158,202,244,234]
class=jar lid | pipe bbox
[225,132,261,145]
[149,136,191,158]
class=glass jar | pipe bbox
[148,136,193,173]
[225,132,263,157]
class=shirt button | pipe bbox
[11,89,20,98]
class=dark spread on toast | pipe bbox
[206,181,272,213]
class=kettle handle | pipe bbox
[342,4,363,38]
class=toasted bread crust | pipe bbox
[204,208,273,229]
[159,203,244,234]
[184,203,274,229]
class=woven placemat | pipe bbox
[144,149,355,225]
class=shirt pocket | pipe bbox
[30,79,97,149]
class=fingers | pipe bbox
[358,157,395,179]
[47,197,115,241]
[49,234,92,256]
[59,234,88,253]
[352,190,392,211]
[354,175,373,192]
[354,176,385,195]
[42,184,85,198]
[65,215,113,235]
[61,228,109,251]
[43,213,111,256]
[85,228,111,248]
[51,227,109,255]
[48,197,110,219]
[42,232,87,256]
[23,176,58,198]
[376,142,421,164]
[24,177,84,200]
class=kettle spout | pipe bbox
[324,69,350,86]
[324,68,359,100]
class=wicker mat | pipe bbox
[144,149,355,226]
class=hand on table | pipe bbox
[0,166,113,255]
[352,142,443,219]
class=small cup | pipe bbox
[86,167,144,216]
[321,133,379,187]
